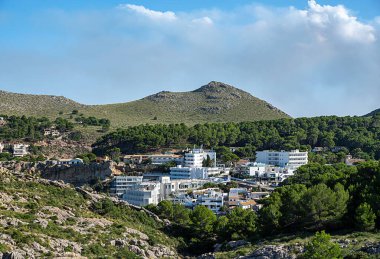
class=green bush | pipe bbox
[304,231,342,259]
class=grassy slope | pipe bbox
[0,82,290,128]
[0,91,84,118]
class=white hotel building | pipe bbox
[122,182,161,206]
[170,148,219,179]
[255,149,308,168]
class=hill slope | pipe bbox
[0,81,289,127]
[365,108,380,117]
[0,90,84,118]
[0,169,179,258]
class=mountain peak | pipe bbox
[193,81,245,94]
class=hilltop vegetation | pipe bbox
[0,82,289,127]
[93,115,380,160]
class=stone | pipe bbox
[2,251,24,259]
[241,245,303,259]
[226,240,250,250]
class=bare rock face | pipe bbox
[240,245,304,259]
[40,161,114,186]
[2,251,24,259]
[361,242,380,254]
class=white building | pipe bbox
[57,158,84,165]
[184,148,216,167]
[110,176,143,196]
[123,154,183,165]
[255,150,308,168]
[192,188,224,213]
[150,154,183,165]
[44,128,61,137]
[170,166,208,179]
[0,143,3,153]
[12,144,29,157]
[170,148,219,179]
[122,182,161,206]
[237,162,266,177]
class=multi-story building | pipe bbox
[150,154,183,165]
[122,182,161,206]
[160,178,209,199]
[170,166,208,179]
[184,148,216,167]
[123,154,183,165]
[255,149,308,168]
[192,188,224,213]
[170,148,219,179]
[12,144,29,157]
[109,176,144,196]
[237,162,266,177]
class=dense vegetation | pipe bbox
[93,115,380,159]
[0,114,113,143]
[146,161,380,256]
[0,115,73,141]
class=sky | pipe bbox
[0,0,379,117]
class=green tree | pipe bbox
[225,207,257,240]
[301,183,348,228]
[202,155,212,167]
[355,203,376,231]
[259,192,282,234]
[107,147,121,162]
[172,203,191,225]
[190,205,217,237]
[157,200,174,220]
[303,231,342,259]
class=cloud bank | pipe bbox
[0,0,379,117]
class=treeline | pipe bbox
[92,115,380,159]
[74,116,110,127]
[0,115,73,141]
[146,161,380,255]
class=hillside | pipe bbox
[365,108,380,117]
[0,169,179,258]
[0,82,289,127]
[0,90,84,118]
[1,170,380,258]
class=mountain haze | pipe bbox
[0,82,289,126]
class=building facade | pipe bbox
[255,149,308,168]
[12,144,29,157]
[122,182,161,206]
[110,176,144,196]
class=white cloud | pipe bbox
[305,0,375,43]
[192,16,213,25]
[118,4,177,21]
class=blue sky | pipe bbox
[0,0,379,117]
